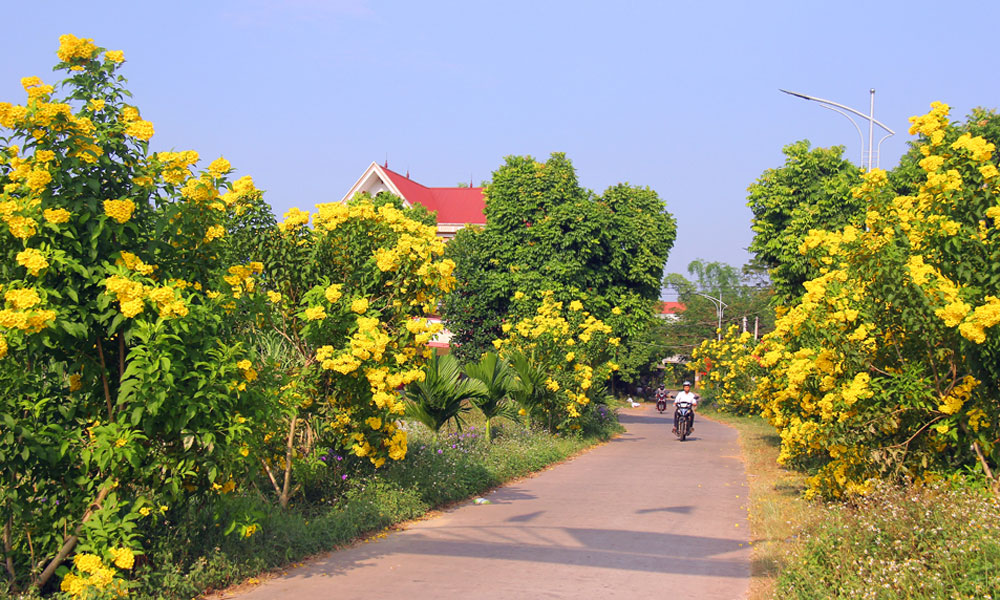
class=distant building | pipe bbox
[342,162,488,353]
[657,301,686,321]
[341,162,486,239]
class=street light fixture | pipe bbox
[696,293,728,341]
[780,88,896,170]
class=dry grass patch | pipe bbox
[701,409,822,600]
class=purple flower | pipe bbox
[341,474,348,480]
[335,455,343,461]
[437,449,443,454]
[319,456,327,462]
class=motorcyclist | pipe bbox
[672,381,698,434]
[654,384,669,407]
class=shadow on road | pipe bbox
[617,412,672,426]
[291,525,747,580]
[635,505,695,515]
[485,487,538,504]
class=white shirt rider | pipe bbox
[674,385,698,407]
[673,383,698,433]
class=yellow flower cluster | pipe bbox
[56,34,98,62]
[951,132,994,162]
[222,263,263,298]
[60,550,129,599]
[938,376,979,415]
[203,224,225,243]
[124,118,155,141]
[691,326,761,415]
[208,156,231,177]
[907,100,949,145]
[43,207,70,223]
[15,247,48,276]
[753,102,1000,498]
[155,150,200,184]
[0,287,56,342]
[278,207,311,232]
[103,199,135,223]
[103,275,147,318]
[493,292,617,429]
[117,251,155,275]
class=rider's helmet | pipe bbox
[683,381,691,387]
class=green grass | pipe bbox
[775,480,1000,599]
[118,413,621,600]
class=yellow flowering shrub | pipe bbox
[492,291,619,432]
[691,325,762,415]
[756,103,1000,499]
[0,36,271,591]
[243,195,454,505]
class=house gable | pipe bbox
[341,162,486,239]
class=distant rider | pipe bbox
[654,384,669,406]
[672,381,699,434]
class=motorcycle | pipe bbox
[674,400,694,441]
[655,395,668,413]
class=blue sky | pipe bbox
[4,1,1000,296]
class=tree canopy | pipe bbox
[746,140,863,304]
[662,259,774,356]
[442,153,677,379]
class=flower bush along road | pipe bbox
[492,291,620,433]
[695,102,1000,499]
[0,35,455,597]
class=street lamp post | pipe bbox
[780,88,896,170]
[697,293,728,341]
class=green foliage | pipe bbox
[463,352,519,440]
[746,140,863,304]
[441,153,677,370]
[662,259,774,357]
[440,225,503,363]
[0,37,273,593]
[404,353,486,432]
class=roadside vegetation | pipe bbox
[706,408,1000,599]
[0,36,651,600]
[695,99,1000,598]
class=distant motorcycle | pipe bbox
[674,400,694,441]
[654,389,670,413]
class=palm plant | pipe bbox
[404,353,486,433]
[463,352,519,441]
[506,349,554,431]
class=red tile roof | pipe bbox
[659,301,686,315]
[381,167,486,225]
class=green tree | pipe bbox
[442,153,677,369]
[661,260,774,357]
[747,140,863,304]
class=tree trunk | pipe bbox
[35,483,114,589]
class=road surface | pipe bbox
[224,404,750,599]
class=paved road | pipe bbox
[226,404,750,600]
